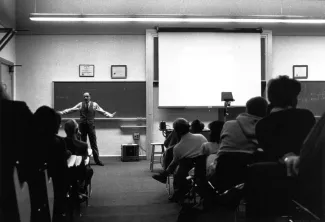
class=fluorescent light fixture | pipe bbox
[29,13,325,24]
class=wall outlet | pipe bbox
[133,132,140,140]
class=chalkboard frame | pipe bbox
[52,81,146,119]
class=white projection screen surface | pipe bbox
[158,32,261,107]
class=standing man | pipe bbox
[58,92,116,166]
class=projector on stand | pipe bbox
[221,92,234,122]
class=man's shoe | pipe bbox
[152,174,167,184]
[96,161,104,166]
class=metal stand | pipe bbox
[223,101,231,122]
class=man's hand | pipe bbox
[284,155,300,177]
[105,111,116,118]
[58,111,63,115]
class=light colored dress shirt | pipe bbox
[166,132,207,173]
[60,101,108,116]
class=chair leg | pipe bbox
[150,145,155,172]
[166,176,171,197]
[86,181,91,207]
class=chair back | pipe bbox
[13,166,31,222]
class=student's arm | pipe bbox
[59,102,82,115]
[93,102,116,117]
[67,155,77,168]
[164,130,173,148]
[166,148,180,174]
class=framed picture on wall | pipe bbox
[293,65,308,79]
[79,64,95,77]
[111,65,127,79]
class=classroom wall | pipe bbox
[16,34,146,156]
[0,0,16,63]
[272,36,325,81]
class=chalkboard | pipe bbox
[297,81,325,117]
[53,81,146,118]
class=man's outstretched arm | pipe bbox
[59,102,82,115]
[93,102,116,117]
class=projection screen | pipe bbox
[158,32,261,107]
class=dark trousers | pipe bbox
[173,159,195,199]
[211,152,254,193]
[79,122,101,163]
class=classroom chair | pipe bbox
[166,175,174,198]
[150,142,165,172]
[84,153,93,207]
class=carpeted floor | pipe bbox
[76,158,180,222]
[75,158,241,222]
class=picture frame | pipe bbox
[111,65,127,79]
[293,65,308,79]
[79,64,95,77]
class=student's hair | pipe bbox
[83,92,91,96]
[173,118,190,136]
[33,106,57,136]
[267,75,301,108]
[246,96,268,118]
[208,120,224,143]
[64,119,78,137]
[190,119,205,134]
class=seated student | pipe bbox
[200,120,225,170]
[162,119,205,170]
[152,118,207,202]
[210,96,268,192]
[47,112,72,222]
[162,129,179,170]
[256,75,316,162]
[245,76,316,221]
[0,85,34,222]
[29,106,61,222]
[190,119,205,134]
[283,112,324,218]
[64,119,93,201]
[188,120,224,177]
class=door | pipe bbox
[0,62,13,99]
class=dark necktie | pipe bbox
[85,102,89,112]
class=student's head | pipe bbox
[55,112,62,134]
[0,83,10,100]
[267,75,301,108]
[246,96,268,118]
[173,118,190,138]
[208,120,224,143]
[33,106,57,136]
[83,92,91,103]
[190,119,205,134]
[64,119,79,138]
